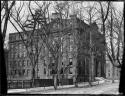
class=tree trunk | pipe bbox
[53,74,57,90]
[88,57,92,86]
[32,68,35,87]
[119,43,125,94]
[112,65,115,83]
[74,61,78,87]
[0,33,7,95]
[74,74,78,87]
[91,52,94,81]
[53,57,59,90]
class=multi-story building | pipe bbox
[8,13,106,87]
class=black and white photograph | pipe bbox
[1,1,125,95]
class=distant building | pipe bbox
[106,55,120,80]
[8,13,106,85]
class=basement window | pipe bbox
[69,58,73,65]
[44,68,46,75]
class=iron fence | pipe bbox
[8,75,92,89]
[8,80,32,89]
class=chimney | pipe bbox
[70,14,77,28]
[51,13,60,19]
[70,14,77,20]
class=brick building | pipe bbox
[7,13,106,87]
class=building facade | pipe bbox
[8,13,106,84]
[106,56,120,80]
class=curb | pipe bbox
[8,81,105,93]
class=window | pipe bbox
[22,69,25,76]
[69,58,73,65]
[19,51,21,57]
[116,69,118,76]
[13,52,16,58]
[44,68,46,75]
[27,69,30,76]
[69,61,72,66]
[22,51,24,57]
[18,61,20,67]
[10,61,12,68]
[69,68,72,74]
[17,52,19,58]
[33,46,36,54]
[50,70,52,75]
[11,70,14,76]
[108,73,110,77]
[43,60,46,66]
[18,70,21,76]
[69,45,73,52]
[117,72,119,76]
[41,47,45,57]
[69,70,72,74]
[19,44,21,50]
[15,52,18,58]
[24,51,26,57]
[23,45,25,49]
[18,69,23,77]
[22,60,25,67]
[15,52,17,59]
[11,70,14,77]
[14,70,17,75]
[49,51,52,57]
[24,60,27,66]
[27,60,30,66]
[12,35,15,41]
[15,61,17,68]
[61,45,63,52]
[16,35,18,40]
[52,63,54,66]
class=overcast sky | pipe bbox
[4,1,124,43]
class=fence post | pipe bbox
[17,80,18,88]
[22,80,23,88]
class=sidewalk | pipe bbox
[7,81,105,93]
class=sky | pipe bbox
[3,1,124,43]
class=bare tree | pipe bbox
[9,1,49,87]
[83,2,102,84]
[119,3,125,94]
[1,1,15,42]
[69,2,105,86]
[106,3,124,83]
[40,1,71,89]
[1,1,15,94]
[98,1,110,34]
[9,1,71,89]
[82,2,100,25]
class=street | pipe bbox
[21,82,119,94]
